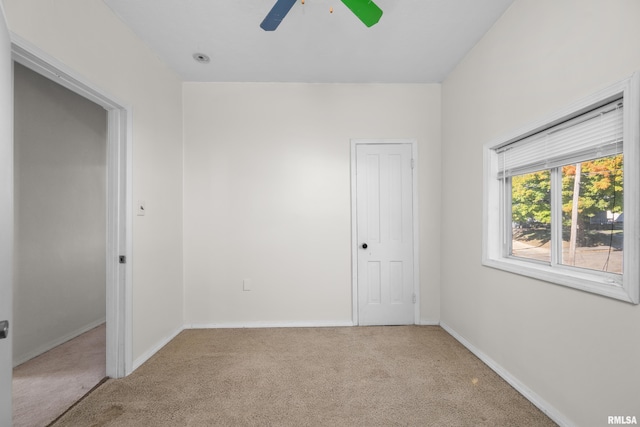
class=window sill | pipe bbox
[482,256,635,303]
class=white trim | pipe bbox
[131,326,183,372]
[0,5,12,425]
[483,73,640,304]
[440,322,574,427]
[623,72,640,304]
[417,320,440,326]
[186,321,354,329]
[124,108,134,375]
[13,318,106,367]
[11,35,133,378]
[350,139,420,325]
[411,142,420,324]
[351,143,358,325]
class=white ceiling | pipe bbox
[102,0,515,83]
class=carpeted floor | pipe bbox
[52,326,556,426]
[13,323,107,427]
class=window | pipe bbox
[483,73,639,304]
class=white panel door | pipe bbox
[0,3,13,426]
[356,143,414,325]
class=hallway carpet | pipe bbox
[13,323,106,427]
[52,326,556,426]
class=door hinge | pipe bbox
[411,158,415,169]
[119,255,127,264]
[412,294,416,304]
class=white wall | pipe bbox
[13,62,106,365]
[441,1,640,425]
[4,0,184,364]
[183,83,441,326]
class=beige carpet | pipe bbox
[13,323,107,427]
[52,326,556,426]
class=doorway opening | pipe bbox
[10,37,131,424]
[12,60,107,425]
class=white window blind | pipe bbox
[497,100,623,178]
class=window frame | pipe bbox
[483,73,640,304]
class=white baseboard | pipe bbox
[14,317,106,367]
[417,320,440,326]
[187,320,441,329]
[440,322,573,427]
[186,320,354,329]
[131,326,183,372]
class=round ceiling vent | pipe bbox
[192,53,210,64]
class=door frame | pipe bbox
[11,35,132,378]
[350,139,420,325]
[0,3,13,424]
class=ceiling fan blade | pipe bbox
[260,0,297,31]
[340,0,383,27]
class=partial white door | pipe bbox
[0,3,13,426]
[356,143,415,325]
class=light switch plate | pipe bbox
[243,279,252,291]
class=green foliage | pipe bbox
[511,170,551,225]
[511,155,623,228]
[561,155,623,226]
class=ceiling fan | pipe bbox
[260,0,383,31]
